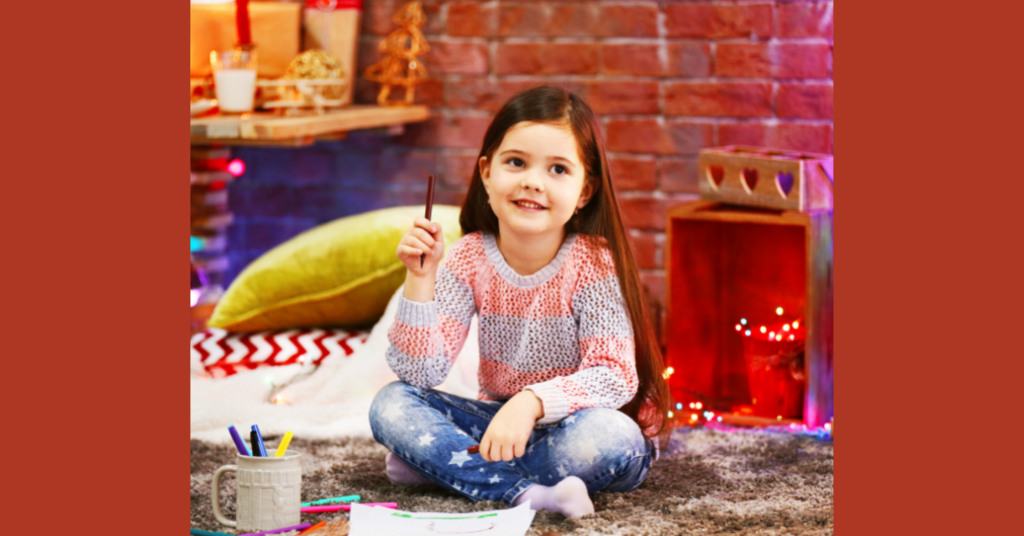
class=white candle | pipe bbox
[214,69,256,112]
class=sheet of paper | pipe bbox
[348,501,536,536]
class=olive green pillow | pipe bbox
[209,205,462,332]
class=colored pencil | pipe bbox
[297,521,326,535]
[300,502,398,513]
[301,494,361,507]
[420,174,436,268]
[191,529,234,536]
[239,523,311,536]
[467,445,480,454]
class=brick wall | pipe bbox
[228,0,834,319]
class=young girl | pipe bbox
[369,85,670,518]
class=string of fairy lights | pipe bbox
[661,306,831,437]
[736,307,803,342]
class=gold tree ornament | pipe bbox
[364,1,430,107]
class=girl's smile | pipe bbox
[479,121,591,242]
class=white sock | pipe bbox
[513,476,594,518]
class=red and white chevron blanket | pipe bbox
[190,328,370,378]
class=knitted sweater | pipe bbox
[386,231,637,424]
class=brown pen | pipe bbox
[467,445,480,454]
[420,174,436,268]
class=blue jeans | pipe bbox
[369,381,655,505]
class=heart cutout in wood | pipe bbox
[742,168,758,192]
[776,172,795,198]
[708,165,725,189]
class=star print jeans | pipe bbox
[369,381,656,505]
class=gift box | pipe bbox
[303,0,363,106]
[189,2,301,78]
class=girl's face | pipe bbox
[479,121,592,239]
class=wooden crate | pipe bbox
[698,146,833,212]
[666,200,833,428]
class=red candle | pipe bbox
[236,0,252,46]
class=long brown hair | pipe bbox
[459,86,670,439]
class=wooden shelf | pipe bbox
[190,104,430,146]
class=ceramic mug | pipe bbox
[211,450,302,531]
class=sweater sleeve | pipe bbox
[525,267,638,424]
[385,238,478,389]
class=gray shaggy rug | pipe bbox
[190,427,833,535]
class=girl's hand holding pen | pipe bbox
[397,216,445,277]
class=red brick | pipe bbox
[446,79,657,115]
[640,271,666,309]
[719,122,832,154]
[609,156,657,192]
[779,1,834,39]
[606,119,676,155]
[547,43,600,75]
[665,83,773,117]
[424,40,489,75]
[411,78,445,107]
[358,38,383,68]
[715,43,771,78]
[547,4,599,37]
[421,1,445,36]
[447,2,496,37]
[716,43,830,79]
[665,121,714,155]
[399,115,492,149]
[496,43,599,75]
[598,4,659,37]
[361,0,396,36]
[667,43,712,77]
[778,83,833,119]
[628,230,661,270]
[619,194,669,231]
[658,158,700,193]
[445,79,539,112]
[581,81,659,115]
[498,4,548,37]
[442,152,480,187]
[606,119,713,155]
[665,4,774,39]
[770,123,832,154]
[601,43,666,76]
[718,122,767,147]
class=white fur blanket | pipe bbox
[190,288,481,444]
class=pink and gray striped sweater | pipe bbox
[387,231,637,424]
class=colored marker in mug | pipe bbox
[275,431,293,457]
[300,502,397,513]
[228,425,252,456]
[252,425,268,457]
[250,429,262,457]
[239,522,311,536]
[301,494,361,507]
